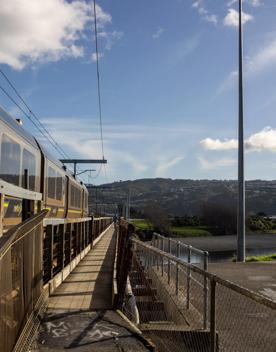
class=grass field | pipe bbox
[246,254,276,262]
[232,253,276,262]
[131,219,152,230]
[131,219,211,237]
[171,226,212,237]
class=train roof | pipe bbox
[0,106,87,191]
[0,105,39,149]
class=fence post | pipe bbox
[161,237,164,276]
[61,224,65,269]
[116,222,135,309]
[203,251,209,330]
[156,235,160,270]
[186,245,191,309]
[168,238,171,284]
[210,278,217,352]
[176,241,180,296]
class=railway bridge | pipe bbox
[1,209,276,351]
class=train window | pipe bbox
[70,184,81,208]
[0,134,21,186]
[22,149,36,191]
[56,172,62,200]
[48,167,56,199]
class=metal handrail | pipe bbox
[153,232,207,256]
[0,210,48,259]
[132,237,276,311]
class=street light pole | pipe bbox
[237,0,245,262]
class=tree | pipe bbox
[143,202,170,233]
[201,201,237,235]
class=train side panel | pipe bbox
[0,119,41,232]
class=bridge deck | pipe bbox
[48,225,116,311]
[32,225,151,351]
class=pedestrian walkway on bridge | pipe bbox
[31,225,151,351]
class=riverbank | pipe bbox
[178,234,276,262]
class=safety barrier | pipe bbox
[0,210,48,352]
[117,222,276,352]
[0,214,112,352]
[152,232,209,269]
[43,216,112,283]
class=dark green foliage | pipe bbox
[248,215,276,232]
[171,215,202,227]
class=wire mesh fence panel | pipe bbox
[126,243,211,352]
[216,282,276,352]
[0,216,45,352]
[116,225,276,352]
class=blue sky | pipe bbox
[1,0,276,183]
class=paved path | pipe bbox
[47,226,116,311]
[209,261,276,301]
[32,225,151,351]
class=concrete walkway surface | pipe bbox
[32,225,152,351]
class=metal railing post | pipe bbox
[161,237,164,276]
[210,279,217,352]
[186,245,191,309]
[61,224,65,269]
[203,251,209,329]
[168,238,171,284]
[176,241,180,296]
[157,235,160,270]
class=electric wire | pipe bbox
[0,68,70,159]
[93,0,108,182]
[93,0,105,159]
[0,84,69,158]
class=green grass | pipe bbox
[170,226,212,237]
[131,219,152,230]
[246,254,276,262]
[131,220,212,237]
[263,229,276,234]
[232,253,276,262]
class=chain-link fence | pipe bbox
[116,229,276,352]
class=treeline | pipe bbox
[135,201,274,236]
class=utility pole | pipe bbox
[237,0,245,262]
[60,159,107,178]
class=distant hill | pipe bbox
[87,178,276,216]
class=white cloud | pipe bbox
[198,156,237,170]
[247,0,263,6]
[0,0,118,70]
[223,8,254,27]
[200,138,238,151]
[98,30,123,50]
[152,27,164,40]
[216,70,238,96]
[192,0,218,25]
[217,36,276,95]
[227,0,263,7]
[200,127,276,153]
[91,52,104,62]
[247,37,276,75]
[245,127,276,152]
[155,156,184,176]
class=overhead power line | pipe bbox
[93,0,105,159]
[0,84,69,159]
[0,68,70,159]
[92,0,108,182]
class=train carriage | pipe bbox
[0,106,89,236]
